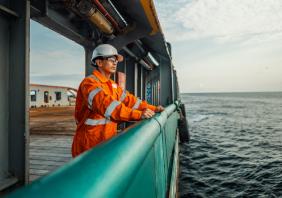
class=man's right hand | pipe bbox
[141,108,155,119]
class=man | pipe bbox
[72,44,164,157]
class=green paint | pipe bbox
[8,102,181,198]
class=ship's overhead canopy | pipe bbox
[31,0,171,60]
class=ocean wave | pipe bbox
[190,115,209,122]
[221,105,245,109]
[179,92,282,198]
[206,112,228,116]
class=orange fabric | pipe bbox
[116,88,156,112]
[72,70,156,157]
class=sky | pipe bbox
[30,0,282,93]
[30,22,85,89]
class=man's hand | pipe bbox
[141,108,155,119]
[155,105,165,113]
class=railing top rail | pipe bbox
[8,102,179,198]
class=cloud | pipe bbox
[155,0,282,43]
[30,21,86,88]
[31,21,81,50]
[30,49,84,76]
[30,49,85,88]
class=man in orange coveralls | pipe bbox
[72,44,164,157]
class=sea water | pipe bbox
[179,92,282,198]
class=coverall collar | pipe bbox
[93,69,112,83]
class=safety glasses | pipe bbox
[103,56,118,64]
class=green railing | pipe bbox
[8,102,180,198]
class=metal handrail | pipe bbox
[8,102,179,198]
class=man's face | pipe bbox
[96,56,118,74]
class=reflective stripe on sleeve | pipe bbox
[85,118,111,125]
[88,87,102,108]
[104,100,121,118]
[120,90,127,102]
[132,98,142,110]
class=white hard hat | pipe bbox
[91,44,123,66]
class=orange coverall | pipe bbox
[72,70,156,157]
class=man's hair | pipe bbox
[91,56,104,67]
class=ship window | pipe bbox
[55,92,61,101]
[30,90,37,102]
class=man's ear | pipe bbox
[95,59,102,67]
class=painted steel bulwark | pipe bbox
[9,0,30,185]
[160,58,173,106]
[84,46,95,76]
[8,103,180,197]
[124,58,135,93]
[0,4,11,190]
[169,133,179,198]
[0,0,30,190]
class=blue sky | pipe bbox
[30,21,84,89]
[30,0,282,92]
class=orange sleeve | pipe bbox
[81,79,142,121]
[117,87,137,108]
[140,102,156,112]
[117,87,157,112]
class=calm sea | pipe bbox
[179,92,282,198]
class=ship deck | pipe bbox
[29,107,75,182]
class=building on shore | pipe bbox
[30,84,77,108]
